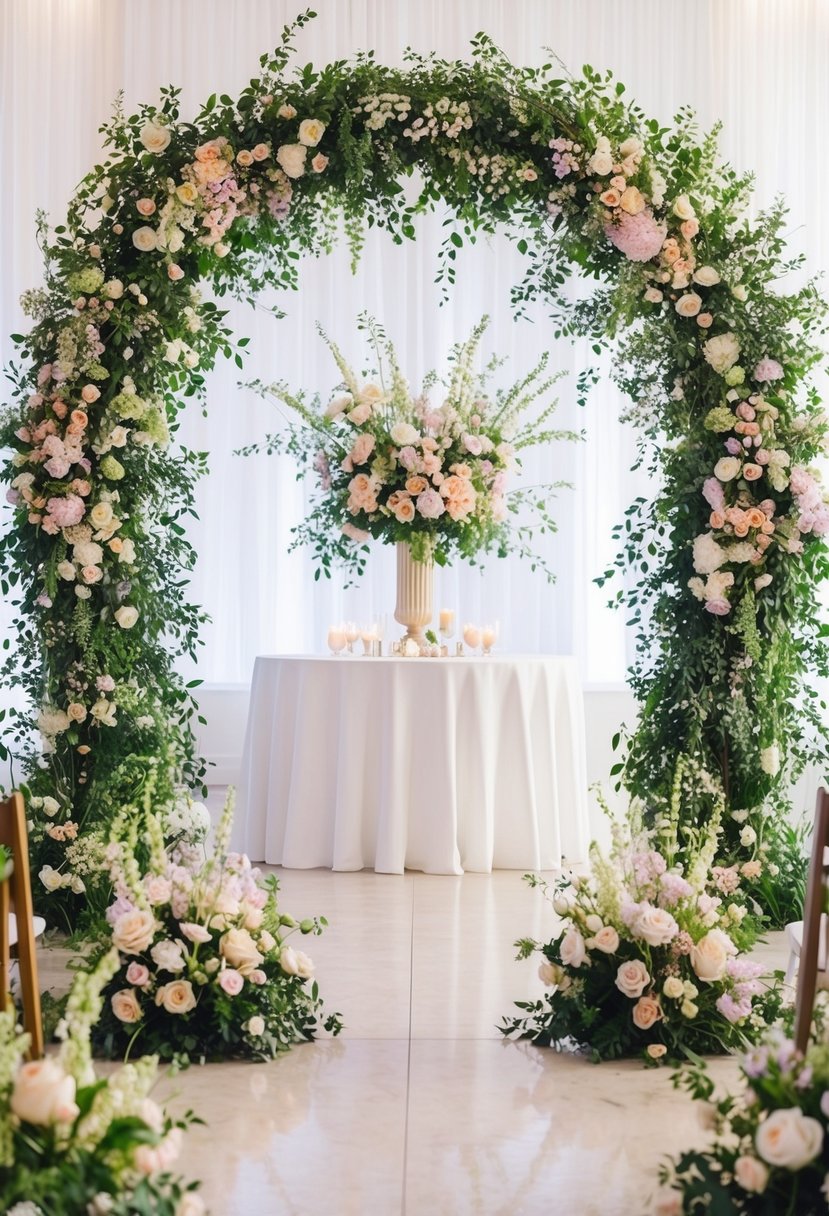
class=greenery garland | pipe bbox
[1,10,827,926]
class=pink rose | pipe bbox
[416,488,445,519]
[705,598,731,616]
[167,264,185,281]
[218,967,244,995]
[632,994,663,1030]
[80,384,100,404]
[136,198,157,216]
[311,153,329,173]
[248,969,267,985]
[180,922,212,944]
[753,357,784,383]
[126,962,150,986]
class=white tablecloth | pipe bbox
[233,655,590,875]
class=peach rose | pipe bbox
[632,994,663,1030]
[743,464,762,481]
[697,312,714,328]
[405,475,428,496]
[156,979,197,1015]
[590,925,620,954]
[619,186,646,214]
[112,908,156,955]
[675,292,702,318]
[393,497,415,524]
[236,149,254,167]
[709,511,725,529]
[350,433,376,466]
[80,384,100,405]
[167,263,185,281]
[67,702,87,722]
[615,959,650,998]
[600,189,621,208]
[252,143,270,161]
[11,1059,78,1125]
[733,1155,769,1193]
[111,987,143,1023]
[311,152,329,173]
[681,218,700,240]
[70,410,89,429]
[136,198,157,216]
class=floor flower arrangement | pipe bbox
[90,794,342,1062]
[656,1025,829,1214]
[503,773,783,1062]
[241,314,576,580]
[0,951,204,1216]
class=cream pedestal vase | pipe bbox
[394,541,434,643]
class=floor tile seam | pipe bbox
[401,872,416,1215]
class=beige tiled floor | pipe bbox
[38,867,789,1216]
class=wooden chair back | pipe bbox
[794,787,829,1055]
[0,791,43,1058]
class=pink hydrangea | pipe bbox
[716,993,752,1024]
[657,872,693,907]
[604,209,667,262]
[416,488,445,519]
[753,357,784,383]
[45,494,85,528]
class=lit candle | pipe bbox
[481,625,497,653]
[439,608,455,634]
[327,625,346,655]
[463,623,481,650]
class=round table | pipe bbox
[232,654,590,875]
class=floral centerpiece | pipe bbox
[91,793,341,1062]
[656,1026,829,1214]
[503,768,783,1062]
[0,950,204,1215]
[242,314,576,585]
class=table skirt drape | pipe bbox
[232,655,590,875]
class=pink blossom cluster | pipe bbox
[790,466,829,536]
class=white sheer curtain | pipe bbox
[1,0,827,690]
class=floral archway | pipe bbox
[2,10,827,927]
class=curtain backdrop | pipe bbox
[1,0,827,690]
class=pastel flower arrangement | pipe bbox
[242,315,575,578]
[656,1027,829,1214]
[90,794,342,1062]
[0,950,204,1215]
[503,772,783,1063]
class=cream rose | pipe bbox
[693,265,721,287]
[631,905,679,947]
[276,143,307,178]
[90,502,114,529]
[713,456,742,483]
[663,976,685,1000]
[140,121,172,153]
[298,118,326,147]
[755,1108,824,1170]
[559,926,587,969]
[672,194,696,220]
[112,908,156,955]
[176,182,199,205]
[632,994,663,1030]
[132,226,158,253]
[619,186,646,215]
[114,605,139,629]
[158,979,197,1015]
[150,939,186,973]
[247,1015,266,1037]
[104,278,125,299]
[390,421,420,447]
[615,958,650,998]
[734,1154,769,1193]
[11,1059,79,1125]
[690,930,731,982]
[590,925,620,954]
[675,292,702,318]
[220,927,264,976]
[111,987,143,1023]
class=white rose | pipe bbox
[693,265,721,287]
[221,927,264,976]
[39,865,64,893]
[690,929,733,982]
[760,745,780,776]
[588,149,613,176]
[584,914,603,934]
[538,961,562,986]
[111,988,143,1023]
[90,698,117,727]
[692,532,727,574]
[112,908,156,955]
[755,1108,824,1170]
[675,292,702,318]
[298,118,326,147]
[132,226,158,253]
[258,929,277,953]
[114,605,139,629]
[590,925,620,954]
[278,945,315,978]
[150,939,186,973]
[57,560,76,581]
[42,796,60,816]
[119,539,137,564]
[672,194,696,220]
[631,905,679,947]
[733,1154,769,1193]
[140,121,172,153]
[615,958,650,999]
[704,331,741,375]
[713,456,742,483]
[276,143,307,178]
[11,1059,79,1125]
[740,824,757,847]
[247,1015,266,1037]
[390,422,420,447]
[559,926,587,969]
[732,283,748,301]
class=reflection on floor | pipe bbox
[38,867,789,1216]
